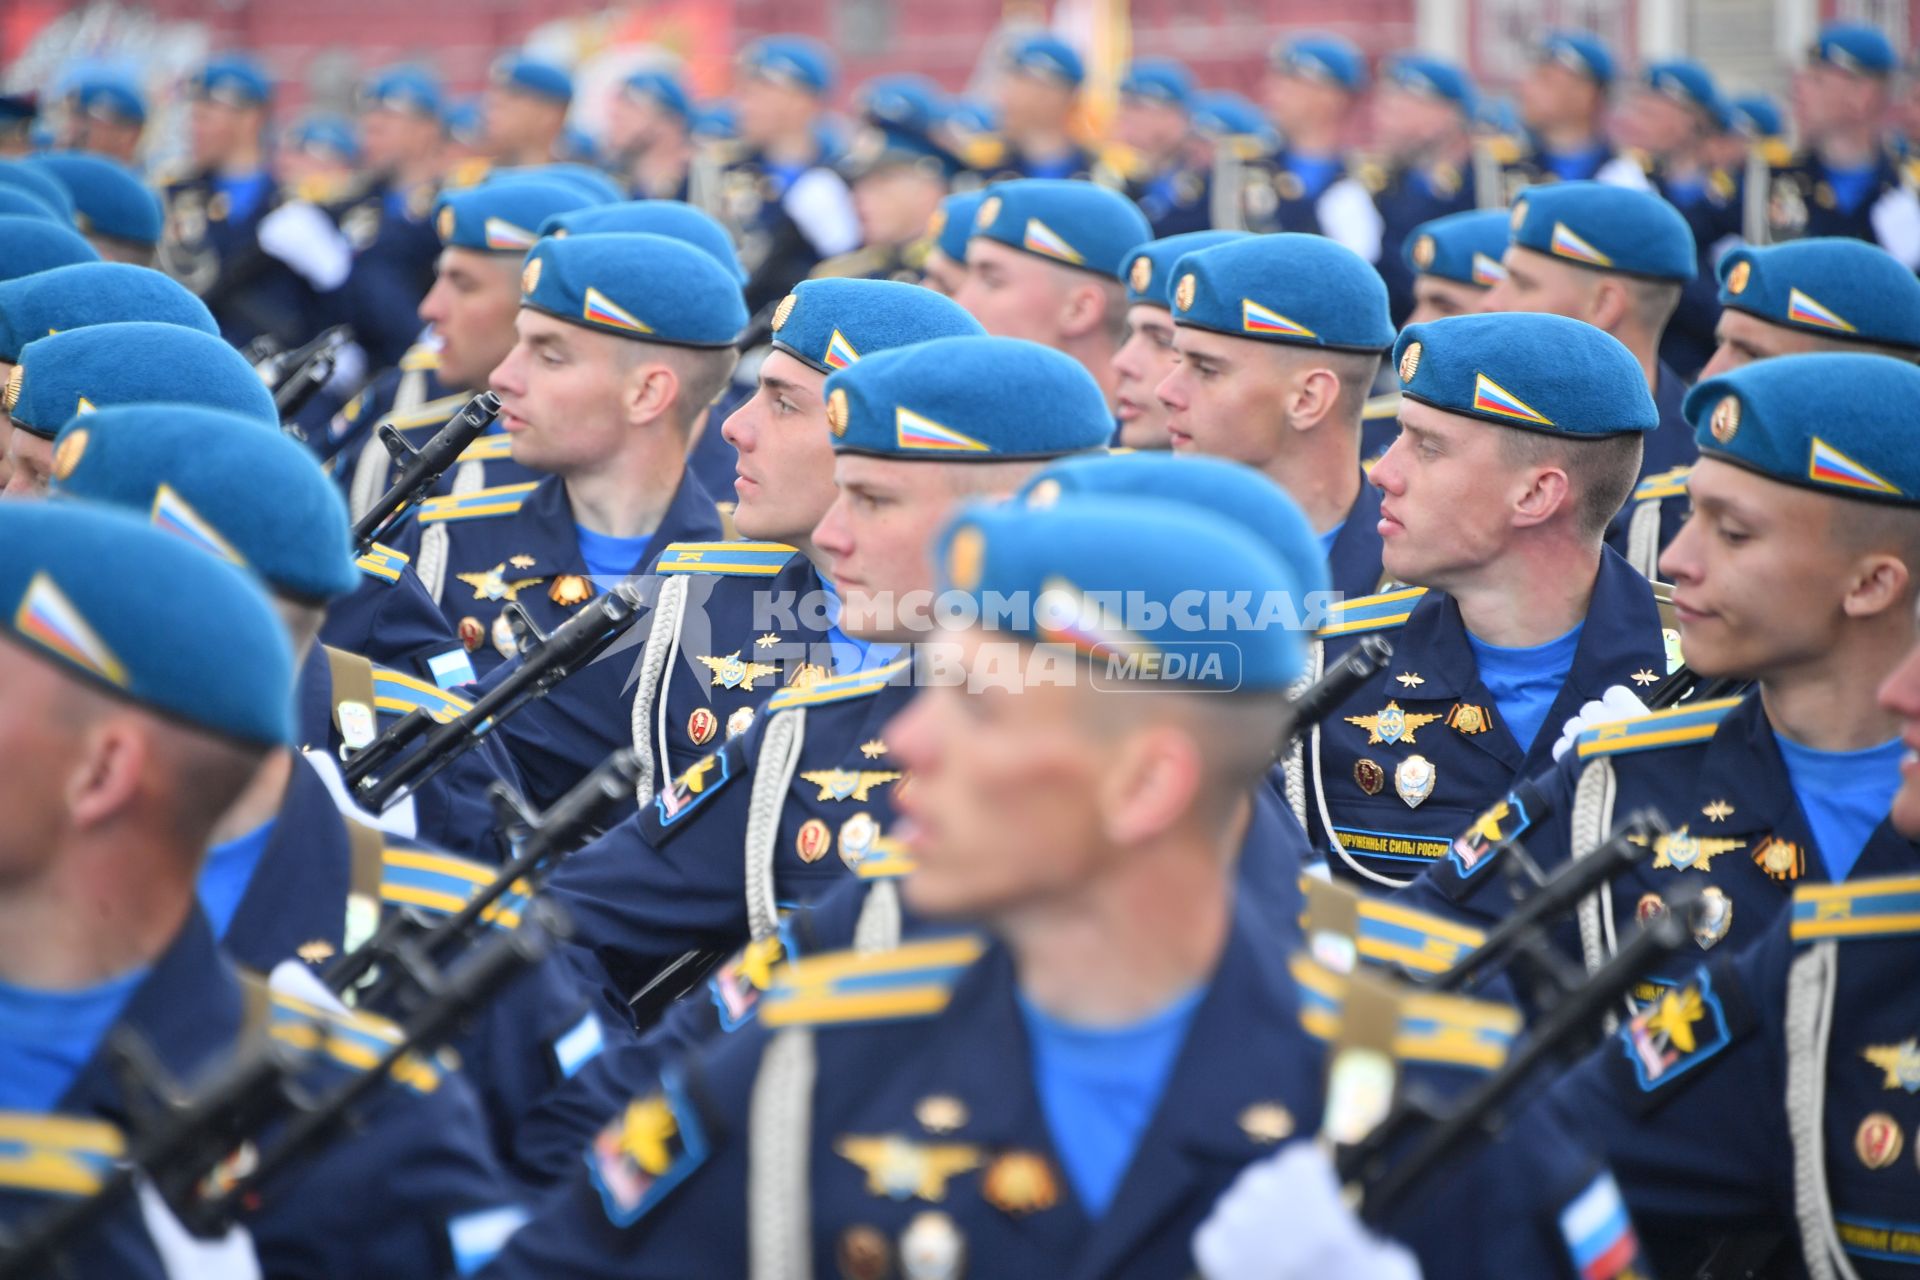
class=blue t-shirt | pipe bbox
[1773,732,1904,881]
[1317,520,1345,558]
[1465,622,1584,753]
[1543,143,1608,183]
[213,170,273,225]
[1287,154,1341,200]
[819,577,902,675]
[0,966,149,1111]
[1017,986,1204,1218]
[574,525,653,585]
[198,816,278,939]
[1822,163,1876,216]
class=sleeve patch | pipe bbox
[586,1071,709,1228]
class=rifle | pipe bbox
[343,581,649,812]
[350,390,501,555]
[267,325,354,425]
[1286,634,1393,751]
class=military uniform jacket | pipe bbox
[546,662,916,1021]
[1120,160,1214,239]
[1768,150,1920,270]
[390,470,721,684]
[1404,691,1920,995]
[713,147,857,316]
[158,169,321,351]
[296,641,524,862]
[334,176,443,370]
[1237,147,1381,263]
[1652,165,1743,381]
[1543,874,1920,1278]
[328,356,538,511]
[219,753,619,1188]
[479,545,831,817]
[318,540,472,684]
[1602,362,1694,578]
[56,907,522,1278]
[1305,549,1667,887]
[1371,161,1478,324]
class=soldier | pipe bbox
[606,70,694,201]
[1241,33,1378,258]
[1410,353,1920,985]
[62,68,145,166]
[535,335,1112,1029]
[717,36,862,316]
[822,76,962,284]
[1111,229,1246,449]
[0,499,524,1276]
[1153,233,1396,597]
[1368,53,1483,325]
[1400,207,1510,323]
[951,178,1151,416]
[990,33,1095,181]
[1505,30,1645,191]
[1106,58,1211,238]
[916,188,984,297]
[482,53,574,169]
[27,151,164,265]
[1480,181,1700,573]
[1774,22,1920,267]
[1301,312,1666,886]
[0,92,36,158]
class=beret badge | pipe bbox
[1710,395,1740,444]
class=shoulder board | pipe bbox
[768,655,913,712]
[455,432,515,463]
[1289,955,1519,1071]
[760,934,987,1029]
[1362,391,1401,421]
[1488,135,1524,165]
[267,991,443,1093]
[855,835,916,880]
[1761,139,1794,169]
[373,668,474,724]
[1315,586,1428,639]
[1791,875,1920,943]
[1574,695,1741,760]
[381,845,530,931]
[382,392,469,433]
[398,343,442,373]
[657,541,797,576]
[355,541,411,584]
[0,1112,126,1197]
[809,245,888,280]
[1633,465,1691,503]
[1355,898,1485,976]
[416,481,539,524]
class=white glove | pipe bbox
[1192,1143,1423,1280]
[1550,684,1651,762]
[136,1174,263,1280]
[321,341,368,398]
[257,201,353,291]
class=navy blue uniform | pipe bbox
[333,178,443,371]
[1371,162,1477,325]
[1767,151,1920,269]
[319,541,473,684]
[0,1114,172,1277]
[711,148,860,316]
[1299,550,1668,886]
[1602,362,1695,576]
[1236,149,1373,242]
[157,171,322,351]
[1544,872,1920,1278]
[1650,166,1742,381]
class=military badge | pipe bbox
[860,738,888,759]
[1398,341,1422,383]
[1633,825,1743,873]
[1691,886,1733,949]
[1446,703,1491,736]
[492,612,519,658]
[687,707,718,746]
[698,651,780,691]
[1856,1112,1903,1169]
[458,617,484,652]
[790,662,829,690]
[1710,395,1740,444]
[796,818,831,863]
[834,1135,983,1202]
[655,751,732,829]
[981,1151,1059,1216]
[726,707,756,739]
[1174,272,1196,310]
[296,939,336,964]
[827,388,850,437]
[1631,668,1659,686]
[974,196,1001,229]
[1635,893,1667,926]
[457,562,541,602]
[521,256,542,295]
[1353,758,1385,796]
[588,1091,705,1226]
[1451,792,1530,875]
[914,1095,968,1135]
[549,574,592,606]
[800,769,903,802]
[839,811,881,868]
[338,700,376,751]
[1237,1102,1294,1145]
[51,428,87,481]
[1395,754,1435,808]
[1725,259,1750,295]
[771,293,798,331]
[1345,700,1441,746]
[1863,1039,1920,1093]
[1751,835,1804,881]
[837,1225,892,1280]
[1701,799,1734,823]
[899,1210,965,1280]
[1622,975,1731,1090]
[1411,235,1436,270]
[437,205,455,241]
[1129,256,1153,292]
[1394,671,1424,688]
[709,932,786,1031]
[757,631,781,648]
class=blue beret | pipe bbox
[824,335,1111,461]
[1018,451,1332,602]
[943,98,998,136]
[362,66,443,119]
[1730,93,1784,139]
[971,178,1151,280]
[1171,233,1395,352]
[541,200,746,283]
[1716,238,1920,351]
[519,232,746,348]
[623,70,690,120]
[1687,353,1920,505]
[1812,22,1897,76]
[7,322,275,438]
[1641,59,1721,119]
[286,113,361,166]
[0,263,216,363]
[68,72,147,126]
[690,101,738,141]
[26,154,162,246]
[1191,91,1275,143]
[0,187,59,223]
[1509,181,1697,281]
[1382,53,1475,111]
[930,190,985,262]
[0,159,73,221]
[1539,30,1614,85]
[935,496,1308,689]
[1476,94,1522,135]
[0,216,98,280]
[509,162,625,204]
[191,54,272,108]
[445,97,484,146]
[1403,208,1511,288]
[739,36,836,96]
[490,54,573,104]
[1393,313,1657,437]
[1004,33,1084,88]
[769,278,983,375]
[860,75,946,133]
[1121,230,1248,308]
[1120,58,1194,108]
[0,501,292,746]
[1269,33,1367,92]
[434,177,596,253]
[51,404,356,601]
[556,126,601,167]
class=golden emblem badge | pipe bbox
[946,525,985,592]
[1710,395,1740,444]
[1398,341,1422,383]
[1129,256,1153,293]
[51,428,87,481]
[3,364,21,411]
[1725,259,1751,294]
[687,707,718,747]
[1446,703,1491,736]
[975,196,1001,228]
[914,1095,969,1135]
[521,256,542,295]
[1857,1112,1903,1169]
[1353,758,1385,795]
[1411,235,1436,269]
[549,574,592,606]
[1750,835,1804,882]
[981,1151,1059,1216]
[827,387,850,437]
[1174,272,1197,310]
[771,293,798,331]
[437,205,455,240]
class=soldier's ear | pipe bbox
[1841,551,1912,622]
[1588,277,1632,333]
[1097,720,1203,846]
[623,358,681,429]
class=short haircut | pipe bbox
[644,343,741,433]
[1628,277,1683,337]
[1832,497,1920,576]
[1273,345,1382,425]
[1497,427,1645,542]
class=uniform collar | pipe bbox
[525,467,727,586]
[222,756,355,972]
[1327,475,1387,600]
